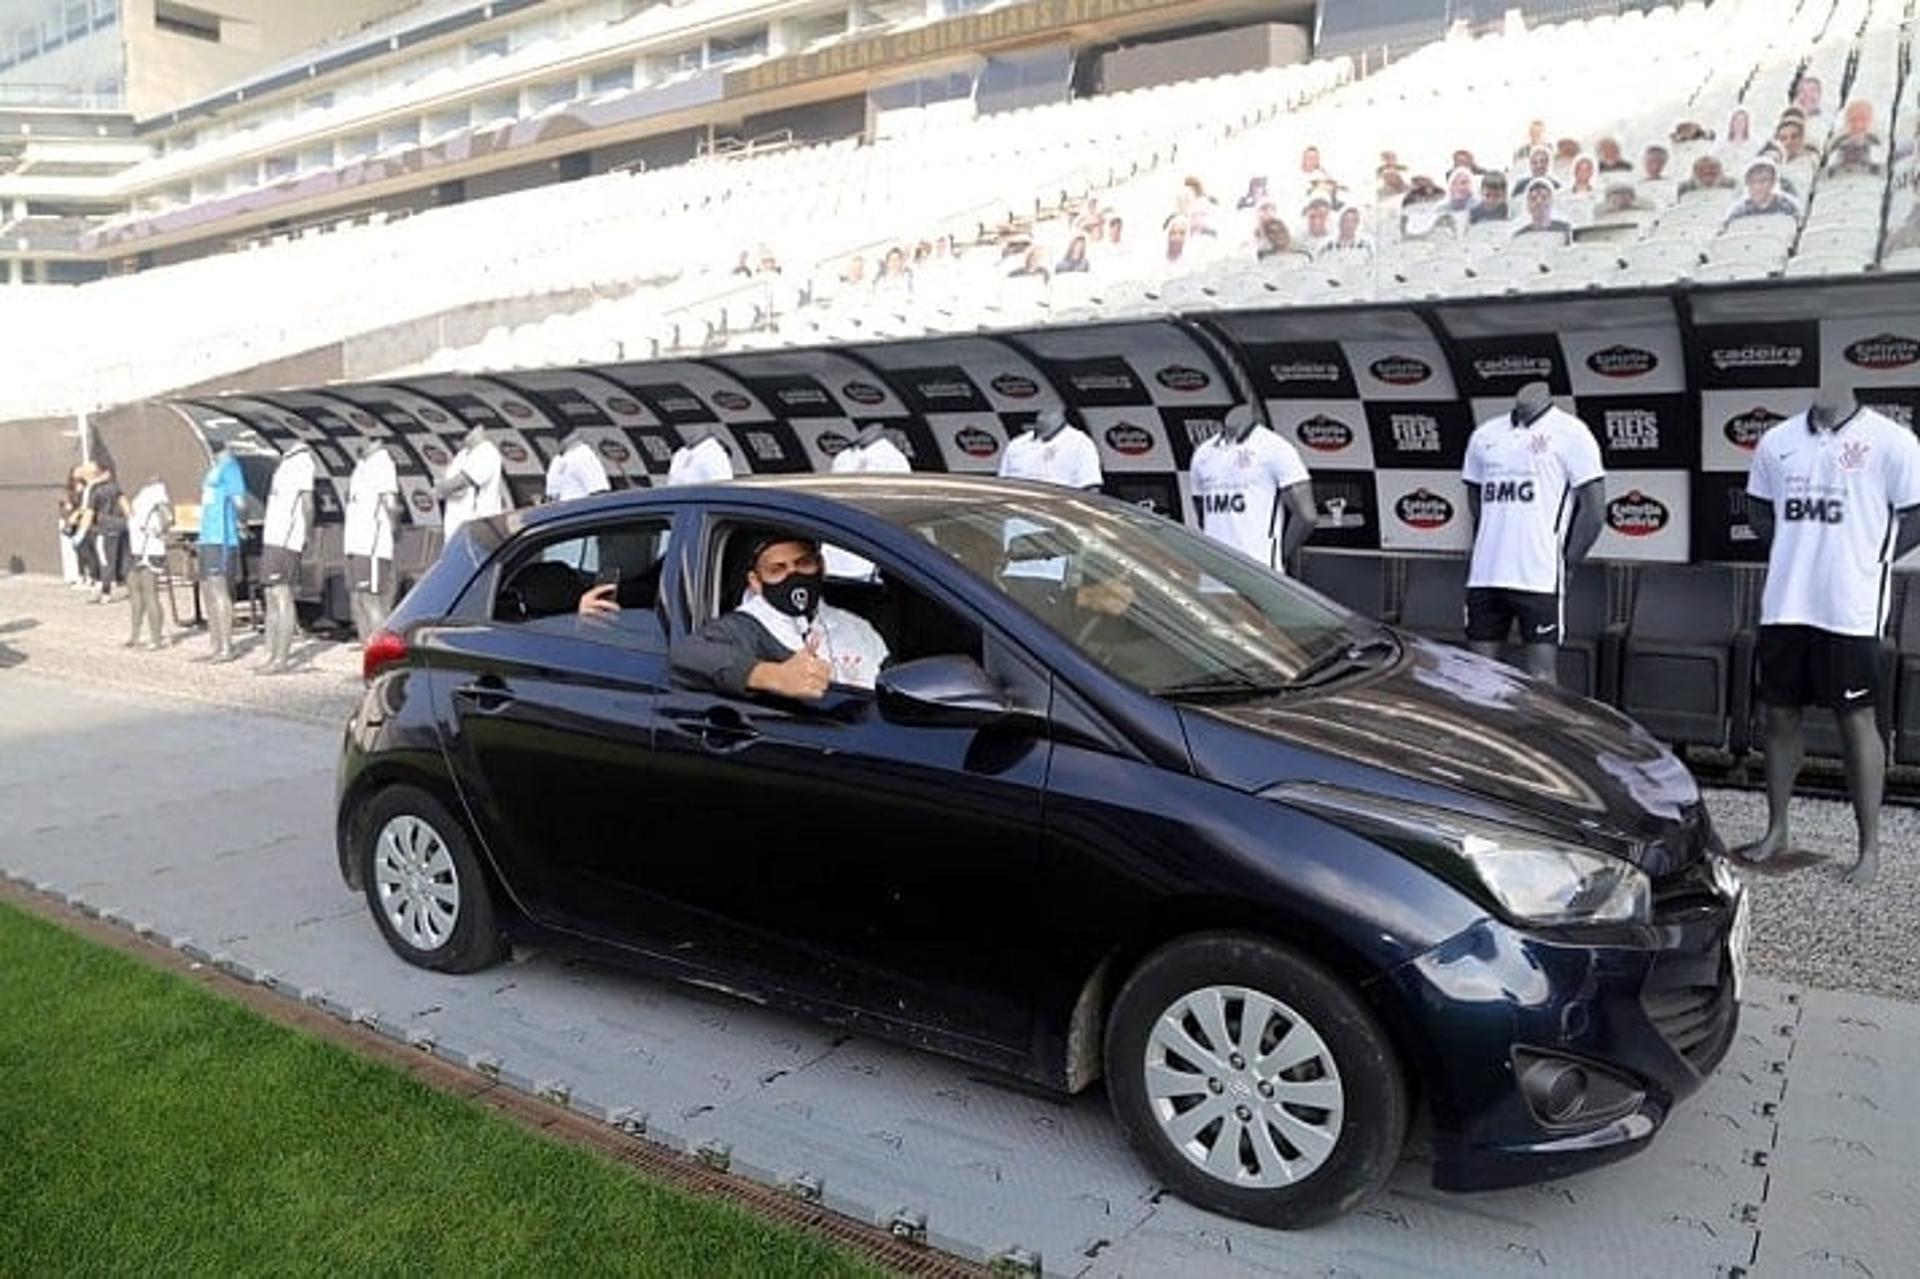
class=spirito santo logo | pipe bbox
[1104,423,1154,456]
[954,426,999,459]
[1369,355,1432,386]
[597,439,632,464]
[1395,488,1454,530]
[1607,491,1669,536]
[1843,333,1920,371]
[1586,345,1658,378]
[1724,406,1785,450]
[1296,415,1353,452]
[841,380,886,406]
[1154,365,1211,392]
[990,373,1040,399]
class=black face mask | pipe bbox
[762,571,824,619]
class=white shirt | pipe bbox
[998,426,1103,489]
[128,480,171,560]
[826,437,912,579]
[1190,426,1311,571]
[545,439,612,503]
[736,592,891,690]
[1747,407,1920,636]
[263,446,318,552]
[344,446,400,561]
[443,438,508,541]
[667,435,735,487]
[1462,407,1605,594]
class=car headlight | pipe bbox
[1268,783,1651,927]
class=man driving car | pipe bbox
[669,533,890,699]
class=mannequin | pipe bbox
[344,440,402,642]
[667,423,736,487]
[1735,384,1920,885]
[998,407,1103,491]
[1190,404,1317,573]
[194,445,247,663]
[826,424,912,578]
[830,423,911,475]
[434,425,508,542]
[1463,381,1606,681]
[258,441,316,675]
[544,429,612,503]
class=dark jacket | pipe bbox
[668,610,791,696]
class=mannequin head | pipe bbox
[681,422,718,449]
[462,424,487,452]
[854,422,889,449]
[1808,383,1856,429]
[1511,381,1554,426]
[1222,403,1258,443]
[1034,408,1070,441]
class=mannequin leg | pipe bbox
[1469,640,1503,663]
[124,566,146,646]
[363,582,393,638]
[1834,707,1885,886]
[1522,642,1557,681]
[206,579,235,660]
[1734,705,1803,862]
[260,584,295,672]
[127,566,159,646]
[348,590,369,646]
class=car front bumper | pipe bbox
[1375,858,1744,1192]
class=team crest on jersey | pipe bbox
[1235,448,1252,468]
[1528,433,1551,455]
[1838,440,1871,471]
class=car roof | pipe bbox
[511,473,1092,533]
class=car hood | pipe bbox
[1178,636,1706,860]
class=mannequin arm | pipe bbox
[1280,480,1317,565]
[297,492,315,535]
[1895,505,1920,560]
[1564,478,1605,566]
[1464,482,1481,536]
[1746,498,1776,547]
[432,470,474,500]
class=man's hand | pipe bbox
[748,633,832,700]
[578,583,621,618]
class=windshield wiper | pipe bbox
[1284,630,1401,690]
[1154,668,1290,700]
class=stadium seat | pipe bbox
[1619,565,1753,751]
[1897,579,1920,766]
[1546,563,1616,702]
[1300,552,1391,620]
[1395,557,1469,645]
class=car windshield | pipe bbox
[871,490,1361,696]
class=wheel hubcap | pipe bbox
[1143,984,1344,1188]
[373,814,460,952]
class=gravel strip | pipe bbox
[4,572,1916,1002]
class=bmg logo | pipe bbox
[1783,497,1844,523]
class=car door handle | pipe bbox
[453,678,517,713]
[662,706,761,752]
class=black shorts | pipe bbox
[347,554,397,605]
[197,544,236,581]
[1466,587,1560,644]
[260,545,302,588]
[1757,625,1882,713]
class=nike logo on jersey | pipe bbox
[1533,623,1556,635]
[1844,687,1870,700]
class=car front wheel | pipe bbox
[1104,933,1407,1228]
[358,784,505,974]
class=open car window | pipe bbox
[494,518,673,646]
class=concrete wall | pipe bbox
[123,0,413,119]
[0,415,78,575]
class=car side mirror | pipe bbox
[876,655,1040,731]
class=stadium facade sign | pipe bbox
[725,0,1198,96]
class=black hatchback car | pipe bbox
[336,476,1748,1228]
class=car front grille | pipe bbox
[1641,966,1737,1073]
[1651,859,1722,917]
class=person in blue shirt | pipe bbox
[196,447,247,663]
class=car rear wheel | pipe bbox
[1104,933,1406,1228]
[358,785,505,974]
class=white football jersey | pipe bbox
[998,426,1103,489]
[343,446,400,561]
[442,439,509,541]
[544,440,612,503]
[262,446,318,552]
[1189,426,1310,571]
[1747,408,1920,636]
[826,436,911,579]
[667,435,735,487]
[1462,407,1605,594]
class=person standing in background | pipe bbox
[124,475,173,650]
[83,461,126,606]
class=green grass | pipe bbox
[0,900,884,1278]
